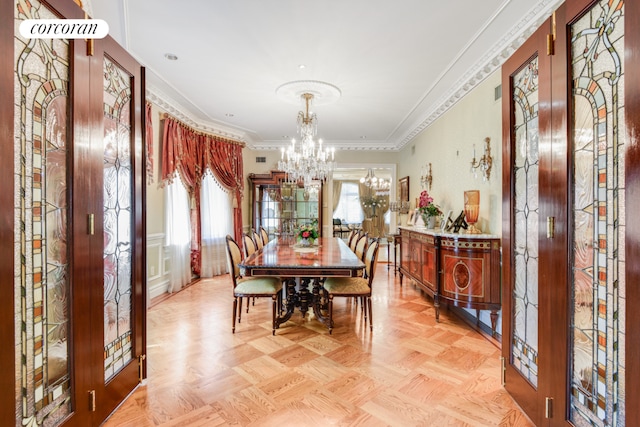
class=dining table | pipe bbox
[238,235,365,328]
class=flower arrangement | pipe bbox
[418,190,442,218]
[297,223,318,243]
[360,194,388,217]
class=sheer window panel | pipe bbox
[165,174,192,292]
[200,172,234,277]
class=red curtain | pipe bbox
[145,102,154,184]
[161,116,244,275]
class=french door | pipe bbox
[501,15,556,425]
[1,0,146,425]
[88,30,147,426]
[503,0,637,425]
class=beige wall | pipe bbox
[396,70,503,236]
[395,70,503,333]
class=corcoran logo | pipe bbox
[19,19,109,39]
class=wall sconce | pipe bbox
[470,137,493,182]
[420,163,432,190]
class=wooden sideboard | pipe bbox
[398,227,501,335]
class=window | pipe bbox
[333,181,364,224]
[200,172,233,277]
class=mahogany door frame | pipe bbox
[504,0,638,424]
[0,0,15,422]
[88,34,147,424]
[1,0,147,425]
[501,18,551,426]
[545,2,569,423]
[624,0,640,424]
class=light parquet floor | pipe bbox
[103,263,534,427]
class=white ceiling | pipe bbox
[91,0,561,151]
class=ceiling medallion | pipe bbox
[275,80,342,106]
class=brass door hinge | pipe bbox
[500,357,506,386]
[547,11,556,55]
[138,354,147,382]
[545,397,553,419]
[547,216,555,239]
[85,11,94,56]
[87,213,95,235]
[89,390,96,412]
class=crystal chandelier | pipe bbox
[360,168,390,196]
[278,92,336,188]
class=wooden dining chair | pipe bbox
[354,232,369,261]
[243,232,258,258]
[259,226,269,245]
[253,229,264,250]
[346,229,358,247]
[349,230,362,252]
[322,239,380,334]
[225,235,283,335]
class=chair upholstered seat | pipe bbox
[235,277,282,295]
[322,239,380,334]
[225,235,283,335]
[322,277,370,295]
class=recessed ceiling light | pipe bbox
[298,64,306,69]
[164,53,178,61]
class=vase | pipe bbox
[464,190,482,234]
[425,215,436,229]
[299,237,311,247]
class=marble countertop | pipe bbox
[398,226,499,240]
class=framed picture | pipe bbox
[406,208,416,226]
[399,176,410,202]
[441,210,453,232]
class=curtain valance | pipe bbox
[160,115,245,274]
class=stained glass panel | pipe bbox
[511,57,539,387]
[103,57,133,381]
[570,0,625,425]
[14,0,72,425]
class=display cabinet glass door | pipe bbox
[250,172,322,240]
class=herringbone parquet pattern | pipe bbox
[103,264,533,426]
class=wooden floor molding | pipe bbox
[105,264,533,426]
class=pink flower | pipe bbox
[418,190,442,217]
[302,231,310,238]
[419,190,433,208]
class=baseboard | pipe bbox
[448,305,502,349]
[149,279,170,301]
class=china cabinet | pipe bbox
[248,171,323,240]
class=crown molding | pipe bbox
[144,0,562,153]
[249,140,396,152]
[146,84,249,142]
[394,0,563,150]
